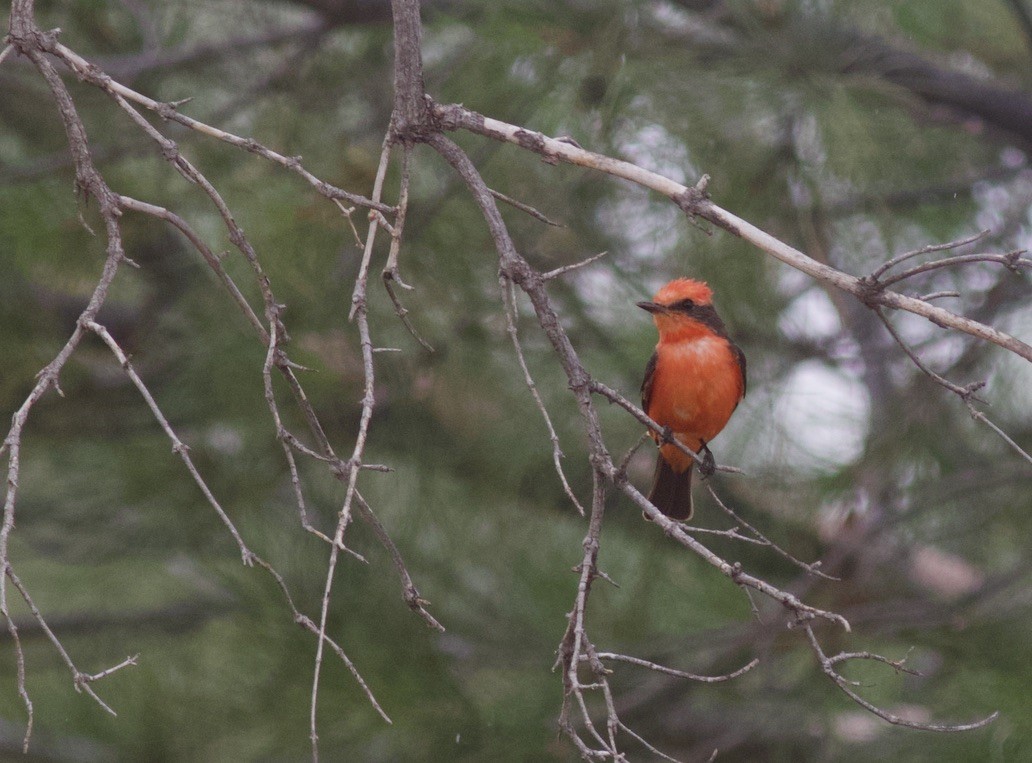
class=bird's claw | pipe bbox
[699,444,716,478]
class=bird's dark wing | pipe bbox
[641,351,658,414]
[731,341,747,399]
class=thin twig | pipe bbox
[542,251,609,281]
[261,308,367,560]
[5,567,122,718]
[919,290,961,301]
[48,41,392,214]
[79,655,139,683]
[684,526,769,545]
[489,187,563,227]
[353,493,445,631]
[620,481,851,631]
[245,555,391,725]
[2,16,131,747]
[87,321,255,565]
[500,276,586,515]
[878,250,1030,289]
[874,308,984,399]
[705,484,839,580]
[616,432,650,477]
[311,132,392,762]
[381,143,434,352]
[596,652,760,683]
[117,195,267,340]
[876,310,1032,465]
[804,625,998,732]
[869,230,990,281]
[617,721,684,763]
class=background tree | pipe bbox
[2,0,1031,760]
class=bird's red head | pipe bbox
[637,278,720,341]
[652,278,713,307]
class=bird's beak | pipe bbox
[636,301,666,314]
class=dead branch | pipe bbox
[500,276,586,516]
[595,652,760,683]
[381,143,434,351]
[431,101,1032,364]
[47,41,391,214]
[803,625,999,733]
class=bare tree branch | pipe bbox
[46,41,390,214]
[432,102,1032,363]
[596,652,760,683]
[803,625,999,733]
[500,276,586,516]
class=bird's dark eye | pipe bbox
[673,298,695,311]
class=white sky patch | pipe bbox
[596,192,683,265]
[985,310,1032,420]
[769,360,870,472]
[509,55,538,85]
[615,121,695,185]
[778,287,842,342]
[572,266,630,325]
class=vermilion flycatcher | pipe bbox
[638,278,746,519]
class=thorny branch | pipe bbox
[803,625,999,733]
[389,0,1006,755]
[6,0,1022,757]
[4,1,137,750]
[381,144,434,352]
[3,0,441,756]
[500,276,586,516]
[427,125,913,758]
[310,133,391,761]
[873,308,1032,466]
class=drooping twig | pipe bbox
[117,195,267,340]
[489,187,563,227]
[875,309,1032,465]
[803,624,999,732]
[705,484,838,580]
[5,566,127,719]
[87,321,255,564]
[500,276,586,516]
[47,41,391,214]
[619,480,851,631]
[353,492,444,631]
[3,8,133,746]
[381,143,434,352]
[310,133,392,762]
[260,307,366,560]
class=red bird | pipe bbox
[638,279,746,519]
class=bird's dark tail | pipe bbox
[647,457,694,520]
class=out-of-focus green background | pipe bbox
[2,0,1031,760]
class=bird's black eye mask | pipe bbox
[665,300,728,338]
